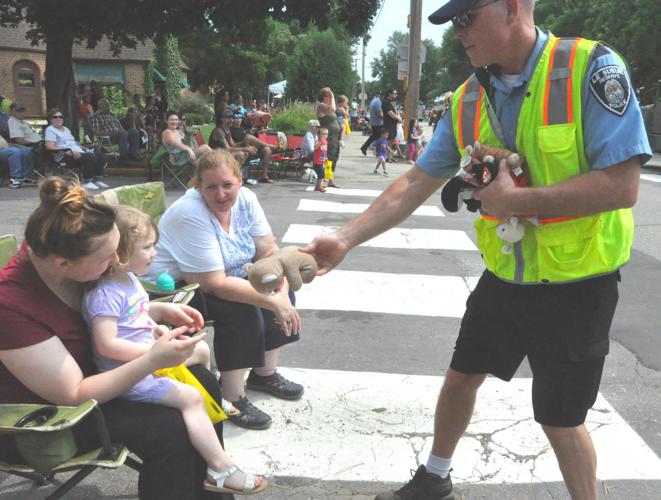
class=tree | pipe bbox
[0,1,209,135]
[370,31,464,104]
[0,0,380,135]
[285,27,358,101]
[535,0,661,103]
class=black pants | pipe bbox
[0,365,234,500]
[361,124,383,151]
[68,150,106,181]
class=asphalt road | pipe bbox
[1,129,661,499]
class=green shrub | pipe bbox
[101,85,128,117]
[184,112,206,125]
[270,102,316,134]
[179,93,214,123]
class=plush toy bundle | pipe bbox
[441,142,528,213]
[245,246,318,294]
[441,142,535,254]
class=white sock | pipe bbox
[426,453,452,479]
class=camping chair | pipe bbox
[283,133,306,179]
[257,131,297,179]
[96,181,166,222]
[0,233,18,268]
[160,150,195,190]
[0,399,139,500]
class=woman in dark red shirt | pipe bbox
[0,177,233,500]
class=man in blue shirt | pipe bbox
[360,91,384,156]
[304,1,652,499]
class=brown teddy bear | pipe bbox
[244,246,318,294]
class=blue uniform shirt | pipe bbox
[417,29,652,179]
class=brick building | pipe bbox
[0,22,155,117]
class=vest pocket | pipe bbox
[475,217,508,276]
[535,215,605,282]
[537,124,580,184]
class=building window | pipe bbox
[17,72,36,88]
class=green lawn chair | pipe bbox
[0,233,18,268]
[0,399,140,499]
[96,181,166,223]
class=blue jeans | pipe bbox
[116,128,141,158]
[0,147,34,178]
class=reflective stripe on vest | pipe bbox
[456,77,483,150]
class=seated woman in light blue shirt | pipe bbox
[44,107,108,190]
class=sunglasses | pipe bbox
[51,115,64,119]
[452,0,501,29]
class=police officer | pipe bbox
[303,0,652,499]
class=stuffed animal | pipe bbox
[245,246,318,294]
[441,142,535,254]
[441,142,528,213]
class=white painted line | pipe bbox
[295,270,475,318]
[298,199,444,217]
[282,224,477,251]
[305,186,384,197]
[641,173,661,183]
[226,368,661,484]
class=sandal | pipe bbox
[314,186,326,192]
[258,177,274,183]
[205,465,268,495]
[222,399,241,417]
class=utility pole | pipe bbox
[361,37,367,109]
[405,0,423,135]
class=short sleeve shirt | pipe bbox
[0,247,95,404]
[417,29,652,179]
[83,273,156,372]
[369,97,383,126]
[147,188,271,280]
[8,116,42,143]
[45,125,84,160]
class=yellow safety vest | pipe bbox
[450,34,634,284]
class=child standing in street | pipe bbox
[82,205,266,496]
[374,128,391,176]
[313,127,329,192]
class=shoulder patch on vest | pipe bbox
[589,65,630,116]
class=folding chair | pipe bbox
[0,399,139,500]
[96,181,166,222]
[0,233,18,268]
[257,131,297,179]
[283,133,306,179]
[161,151,194,190]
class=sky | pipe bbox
[353,0,450,78]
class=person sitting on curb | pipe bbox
[90,99,141,161]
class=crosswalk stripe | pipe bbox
[640,173,661,183]
[305,186,385,197]
[297,199,444,217]
[295,270,476,318]
[225,367,661,484]
[282,224,477,251]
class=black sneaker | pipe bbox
[375,465,454,500]
[246,370,304,400]
[360,146,368,156]
[228,396,272,430]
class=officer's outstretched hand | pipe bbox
[473,160,518,219]
[301,231,350,276]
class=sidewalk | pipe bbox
[646,153,661,169]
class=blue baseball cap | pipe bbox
[428,0,480,25]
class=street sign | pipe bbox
[397,61,408,81]
[359,92,368,100]
[396,42,427,63]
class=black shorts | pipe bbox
[451,270,619,427]
[191,289,299,371]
